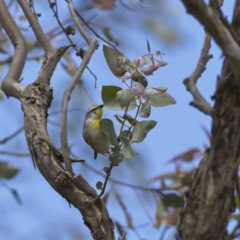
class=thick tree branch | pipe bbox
[181,0,240,80]
[3,1,115,239]
[0,0,26,98]
[183,33,213,115]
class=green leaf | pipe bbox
[102,85,122,110]
[149,92,176,107]
[139,99,151,118]
[102,191,110,205]
[0,161,19,179]
[162,193,184,208]
[103,45,131,77]
[100,119,119,147]
[114,114,125,125]
[11,189,22,204]
[182,171,194,186]
[131,72,148,87]
[119,130,132,140]
[109,152,124,163]
[96,181,103,190]
[103,167,110,174]
[116,89,136,110]
[119,137,135,159]
[131,120,157,143]
[122,114,138,126]
[231,214,240,221]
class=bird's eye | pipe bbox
[93,110,97,114]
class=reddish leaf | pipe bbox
[92,0,115,10]
[201,125,212,145]
[168,148,203,163]
[162,208,180,226]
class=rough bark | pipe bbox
[0,0,115,239]
[20,78,115,240]
[177,1,240,239]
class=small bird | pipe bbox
[82,104,110,159]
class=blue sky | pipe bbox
[0,1,236,239]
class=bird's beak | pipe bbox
[99,104,104,108]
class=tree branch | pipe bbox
[67,0,92,45]
[181,0,240,80]
[177,1,240,239]
[6,1,115,238]
[183,33,213,115]
[17,0,54,53]
[61,0,99,173]
[0,126,24,144]
[0,0,26,98]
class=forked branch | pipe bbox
[183,33,213,115]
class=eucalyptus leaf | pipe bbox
[116,89,136,110]
[119,137,135,159]
[11,189,22,204]
[100,119,119,147]
[102,85,122,110]
[103,167,110,174]
[119,130,132,139]
[122,114,138,126]
[0,161,19,179]
[103,45,131,77]
[131,120,157,143]
[139,98,151,118]
[109,152,124,163]
[114,114,125,125]
[131,71,148,87]
[161,193,184,208]
[149,92,176,107]
[96,181,103,190]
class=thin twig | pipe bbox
[0,151,30,157]
[18,0,53,53]
[84,162,164,194]
[48,0,77,51]
[96,101,142,200]
[95,162,115,202]
[183,33,213,116]
[74,9,117,49]
[68,0,91,45]
[0,126,24,144]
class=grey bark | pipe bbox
[0,0,115,239]
[177,1,240,239]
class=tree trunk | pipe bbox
[177,1,240,239]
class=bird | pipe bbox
[82,104,110,159]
